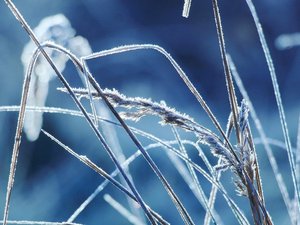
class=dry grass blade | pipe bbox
[2,45,39,225]
[211,0,241,145]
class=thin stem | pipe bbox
[204,113,234,225]
[182,0,192,18]
[2,47,38,225]
[229,54,293,223]
[211,0,241,145]
[171,127,219,225]
[245,0,300,213]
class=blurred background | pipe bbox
[0,0,300,224]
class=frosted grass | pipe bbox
[228,55,294,223]
[2,3,157,224]
[245,0,300,214]
[2,0,298,224]
[182,0,192,18]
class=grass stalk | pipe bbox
[245,0,300,213]
[229,55,294,223]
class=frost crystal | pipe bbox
[21,14,92,141]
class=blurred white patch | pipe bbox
[275,32,300,50]
[21,14,92,141]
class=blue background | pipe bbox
[0,0,300,224]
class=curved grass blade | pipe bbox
[81,44,237,160]
[22,41,195,225]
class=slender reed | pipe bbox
[245,0,300,213]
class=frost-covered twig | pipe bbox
[182,0,192,18]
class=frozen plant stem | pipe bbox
[211,0,241,146]
[171,127,219,224]
[228,55,293,223]
[36,40,195,225]
[182,0,192,18]
[22,40,195,225]
[212,1,272,224]
[2,1,156,225]
[4,4,193,223]
[245,0,300,213]
[204,114,233,225]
